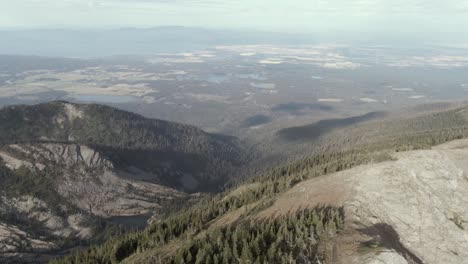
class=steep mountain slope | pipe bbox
[52,105,468,264]
[0,101,249,262]
[0,101,248,191]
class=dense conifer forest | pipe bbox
[3,103,468,263]
[51,105,468,264]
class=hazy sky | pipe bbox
[1,0,468,33]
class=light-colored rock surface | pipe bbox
[63,103,84,121]
[364,251,409,264]
[0,152,37,170]
[54,103,84,125]
[1,143,184,217]
[260,139,468,264]
[0,195,95,253]
[6,143,110,169]
[0,223,55,253]
[0,142,186,258]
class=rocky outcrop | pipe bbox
[0,143,187,261]
[0,195,94,254]
[0,222,55,253]
[1,143,185,216]
[2,144,110,169]
[53,102,84,126]
[260,139,468,264]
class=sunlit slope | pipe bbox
[53,105,468,264]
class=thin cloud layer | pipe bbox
[1,0,468,35]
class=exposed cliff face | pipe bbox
[0,143,187,260]
[259,139,468,264]
[1,143,109,170]
[1,143,185,216]
[0,195,93,252]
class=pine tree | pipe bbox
[240,242,253,263]
[186,251,193,263]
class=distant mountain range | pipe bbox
[0,27,317,58]
[0,26,462,58]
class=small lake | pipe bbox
[108,213,152,230]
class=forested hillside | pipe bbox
[0,101,250,262]
[52,105,468,264]
[0,101,249,191]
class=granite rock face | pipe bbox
[0,143,185,259]
[265,139,468,264]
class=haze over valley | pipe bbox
[2,1,468,263]
[2,36,468,143]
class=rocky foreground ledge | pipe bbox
[260,139,468,264]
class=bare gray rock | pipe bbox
[0,143,186,259]
[264,139,468,264]
[365,251,409,264]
